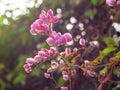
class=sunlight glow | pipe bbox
[0,0,43,17]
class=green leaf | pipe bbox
[13,74,26,85]
[6,73,13,81]
[0,79,6,90]
[116,51,120,57]
[100,66,108,74]
[103,37,119,47]
[31,68,41,76]
[100,47,116,57]
[112,84,120,90]
[113,69,120,76]
[84,9,96,19]
[0,64,5,70]
[91,0,99,6]
[58,77,66,86]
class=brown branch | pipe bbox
[98,65,114,90]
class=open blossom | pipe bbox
[51,61,59,69]
[46,31,72,46]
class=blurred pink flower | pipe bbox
[63,75,69,81]
[44,73,51,78]
[46,31,72,46]
[117,0,120,5]
[63,33,72,42]
[34,55,41,63]
[106,0,116,6]
[79,38,85,46]
[61,86,68,90]
[23,64,32,73]
[62,70,68,75]
[26,58,34,65]
[30,9,59,35]
[39,9,59,23]
[51,61,59,69]
[71,69,77,76]
[65,48,71,54]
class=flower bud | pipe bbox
[79,38,85,46]
[63,75,69,81]
[44,73,51,78]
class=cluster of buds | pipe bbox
[24,47,57,73]
[30,9,59,35]
[106,0,120,7]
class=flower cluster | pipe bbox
[24,47,57,73]
[24,9,89,90]
[23,2,120,90]
[106,0,120,6]
[30,9,59,35]
[46,31,72,46]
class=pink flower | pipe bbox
[38,51,46,58]
[30,9,59,35]
[26,58,34,65]
[63,75,69,81]
[34,55,41,63]
[44,73,51,78]
[65,48,71,54]
[79,38,85,46]
[47,67,53,73]
[55,36,66,46]
[71,69,77,76]
[24,64,30,69]
[106,0,116,6]
[47,9,54,17]
[59,60,64,64]
[63,33,72,42]
[23,64,32,73]
[117,0,120,5]
[62,70,68,75]
[46,31,72,46]
[51,61,59,69]
[46,37,55,46]
[51,16,59,23]
[51,32,62,41]
[43,49,50,57]
[39,9,59,23]
[50,47,56,54]
[61,86,68,90]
